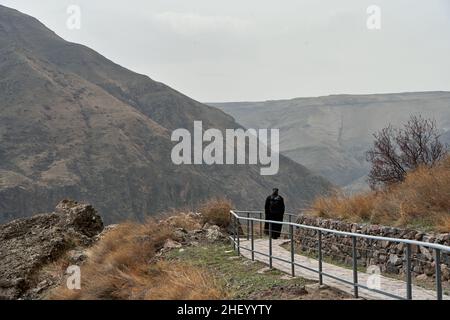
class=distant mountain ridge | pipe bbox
[211,91,450,191]
[0,5,332,223]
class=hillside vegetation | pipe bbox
[49,199,231,299]
[308,156,450,232]
[46,198,347,300]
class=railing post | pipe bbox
[290,224,295,277]
[318,231,323,285]
[435,249,442,300]
[251,219,255,261]
[352,236,359,298]
[236,217,240,255]
[269,222,273,269]
[406,243,412,300]
[259,212,263,238]
[246,212,250,241]
[232,213,236,251]
[287,215,292,239]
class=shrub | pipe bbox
[366,115,447,189]
[199,198,233,229]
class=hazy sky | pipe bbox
[1,0,450,102]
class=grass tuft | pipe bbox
[199,198,233,228]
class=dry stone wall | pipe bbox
[294,215,450,281]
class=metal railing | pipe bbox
[229,210,450,300]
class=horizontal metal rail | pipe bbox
[229,209,450,300]
[233,210,299,218]
[231,210,450,252]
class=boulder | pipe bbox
[389,254,403,266]
[0,200,103,299]
[419,246,433,261]
[416,274,429,281]
[205,225,226,242]
[441,264,450,281]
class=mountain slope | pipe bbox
[0,5,332,223]
[211,92,450,190]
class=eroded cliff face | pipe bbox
[0,200,103,299]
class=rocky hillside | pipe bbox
[212,92,450,191]
[0,199,226,300]
[0,5,332,223]
[0,200,348,300]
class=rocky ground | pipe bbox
[0,200,104,299]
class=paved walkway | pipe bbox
[238,238,449,300]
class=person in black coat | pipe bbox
[264,188,285,239]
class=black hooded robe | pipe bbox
[264,195,285,239]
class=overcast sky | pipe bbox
[1,0,450,102]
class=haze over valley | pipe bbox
[212,92,450,191]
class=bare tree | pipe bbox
[366,115,447,189]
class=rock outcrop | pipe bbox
[0,200,103,299]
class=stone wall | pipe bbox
[293,215,450,282]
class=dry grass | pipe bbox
[308,156,450,232]
[161,209,202,231]
[49,210,227,300]
[199,198,233,228]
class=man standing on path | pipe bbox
[264,188,285,239]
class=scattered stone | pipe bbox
[436,234,450,243]
[415,233,424,241]
[67,250,88,265]
[416,274,429,281]
[257,267,271,274]
[205,225,226,242]
[441,264,450,281]
[413,266,423,273]
[242,260,257,266]
[423,263,435,276]
[389,254,402,266]
[305,283,320,291]
[163,239,182,250]
[419,246,433,261]
[172,228,188,242]
[306,283,329,291]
